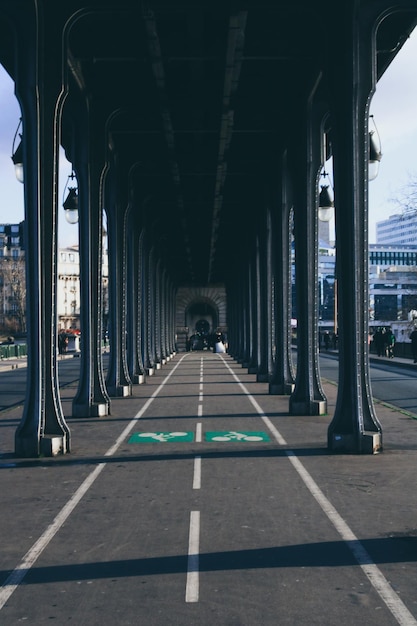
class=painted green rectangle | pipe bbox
[205,431,270,442]
[129,431,194,443]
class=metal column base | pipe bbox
[131,374,146,384]
[15,434,69,458]
[72,402,110,418]
[146,368,155,376]
[289,399,327,416]
[329,431,382,454]
[269,382,295,395]
[40,435,67,457]
[108,385,132,397]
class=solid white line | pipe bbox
[0,354,188,611]
[286,452,417,626]
[196,422,202,442]
[220,356,287,445]
[219,356,417,626]
[185,510,200,603]
[0,463,106,608]
[193,456,201,489]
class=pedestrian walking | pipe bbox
[385,328,395,358]
[374,328,384,357]
[410,328,417,363]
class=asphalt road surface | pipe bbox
[319,353,417,416]
[1,352,417,625]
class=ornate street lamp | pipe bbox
[368,114,382,181]
[11,118,24,184]
[62,171,79,224]
[318,169,334,222]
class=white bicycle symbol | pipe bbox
[138,432,189,442]
[211,431,264,442]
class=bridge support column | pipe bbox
[327,6,382,453]
[72,104,111,418]
[105,164,133,397]
[289,103,327,416]
[126,177,146,385]
[13,9,70,456]
[268,166,296,395]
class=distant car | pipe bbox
[190,333,209,351]
[0,336,14,345]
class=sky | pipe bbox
[0,28,416,247]
[369,28,417,240]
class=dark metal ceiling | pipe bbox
[1,2,417,287]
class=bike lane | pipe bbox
[0,352,416,625]
[189,354,415,625]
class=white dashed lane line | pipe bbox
[219,354,417,626]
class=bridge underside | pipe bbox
[0,1,416,456]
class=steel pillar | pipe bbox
[289,102,327,416]
[71,104,111,418]
[105,165,133,397]
[327,5,382,453]
[247,244,259,375]
[269,165,296,395]
[154,259,163,368]
[257,213,271,383]
[126,177,146,385]
[12,8,70,457]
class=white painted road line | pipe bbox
[198,403,203,417]
[185,510,200,603]
[0,354,189,612]
[193,456,201,489]
[220,355,417,626]
[286,451,417,626]
[220,357,287,445]
[196,422,202,442]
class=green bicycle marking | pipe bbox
[205,431,270,442]
[129,431,194,443]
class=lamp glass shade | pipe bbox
[11,140,24,183]
[318,185,334,221]
[369,130,382,181]
[14,163,24,184]
[318,206,333,222]
[368,161,380,181]
[64,208,79,225]
[63,187,79,224]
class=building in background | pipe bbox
[369,242,417,343]
[318,240,336,330]
[376,210,417,245]
[0,219,415,344]
[0,222,109,336]
[58,246,80,331]
[0,222,26,334]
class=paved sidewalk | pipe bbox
[0,353,416,625]
[0,351,81,373]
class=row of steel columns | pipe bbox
[227,4,387,453]
[2,5,177,457]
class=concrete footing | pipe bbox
[329,431,382,454]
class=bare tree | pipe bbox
[390,174,417,214]
[0,255,26,334]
